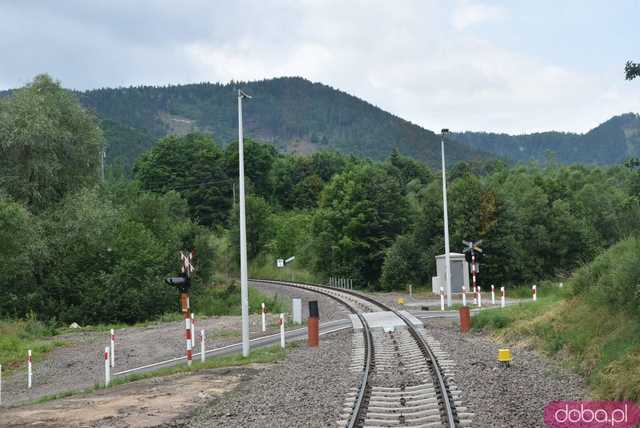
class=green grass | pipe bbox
[0,316,65,372]
[250,259,318,284]
[191,283,287,316]
[471,240,640,402]
[28,344,295,406]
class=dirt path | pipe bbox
[2,365,261,428]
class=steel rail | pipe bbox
[252,278,458,428]
[250,279,373,428]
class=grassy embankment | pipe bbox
[0,316,65,372]
[250,257,319,284]
[472,237,640,401]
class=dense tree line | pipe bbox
[2,74,639,325]
[0,76,214,323]
[137,132,640,291]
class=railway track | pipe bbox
[253,279,471,428]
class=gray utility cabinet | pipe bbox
[432,252,470,294]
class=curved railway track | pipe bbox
[253,279,470,428]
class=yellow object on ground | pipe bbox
[497,348,512,363]
[397,297,405,305]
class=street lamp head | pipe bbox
[238,89,252,99]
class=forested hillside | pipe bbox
[78,77,492,169]
[454,113,640,165]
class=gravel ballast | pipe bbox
[1,281,349,407]
[426,318,587,428]
[180,328,355,428]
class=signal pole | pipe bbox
[441,129,452,308]
[238,89,252,357]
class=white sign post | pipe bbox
[292,298,302,324]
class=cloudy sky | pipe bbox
[1,1,638,133]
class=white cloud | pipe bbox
[0,0,637,134]
[451,1,507,31]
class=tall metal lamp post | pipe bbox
[441,129,452,308]
[238,89,252,357]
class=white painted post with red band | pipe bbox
[501,286,506,308]
[279,313,285,349]
[191,313,195,342]
[440,287,445,311]
[491,285,496,305]
[261,303,266,332]
[27,350,32,389]
[185,317,193,366]
[110,329,115,368]
[462,286,467,306]
[477,286,482,307]
[532,285,537,301]
[200,329,206,363]
[104,347,110,386]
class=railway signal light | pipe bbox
[165,273,190,293]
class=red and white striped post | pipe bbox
[261,303,266,332]
[440,287,445,311]
[200,329,206,363]
[477,286,482,307]
[27,350,32,389]
[462,286,467,307]
[104,347,110,386]
[532,285,537,302]
[471,254,478,303]
[501,286,506,308]
[185,317,193,367]
[279,313,285,349]
[491,285,496,305]
[110,329,115,368]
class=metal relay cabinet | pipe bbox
[432,252,470,294]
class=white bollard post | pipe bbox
[559,282,564,288]
[462,286,467,307]
[409,283,412,297]
[261,302,266,332]
[191,313,195,341]
[501,286,506,308]
[110,329,115,368]
[27,350,32,389]
[477,286,482,307]
[491,285,496,305]
[532,285,537,301]
[0,363,2,405]
[440,287,445,311]
[104,347,110,387]
[292,298,302,324]
[200,329,206,363]
[279,313,285,349]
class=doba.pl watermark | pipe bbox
[545,401,640,427]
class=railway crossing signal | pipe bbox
[166,250,196,366]
[463,240,483,304]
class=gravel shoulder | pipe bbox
[179,328,355,428]
[1,281,349,407]
[250,280,352,321]
[425,318,587,428]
